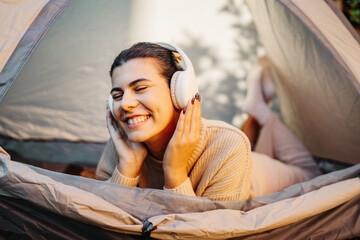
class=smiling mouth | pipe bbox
[126,115,151,125]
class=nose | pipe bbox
[120,91,139,111]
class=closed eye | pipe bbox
[135,86,148,92]
[113,93,123,100]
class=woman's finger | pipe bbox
[190,93,201,139]
[182,97,195,139]
[172,109,186,142]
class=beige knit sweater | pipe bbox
[96,118,252,201]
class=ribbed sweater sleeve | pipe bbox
[109,167,139,187]
[163,177,196,196]
[96,140,140,187]
[96,139,117,180]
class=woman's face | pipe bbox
[111,58,178,143]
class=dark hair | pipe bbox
[110,42,184,85]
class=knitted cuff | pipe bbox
[163,177,196,196]
[109,167,139,187]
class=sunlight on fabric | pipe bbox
[0,0,49,72]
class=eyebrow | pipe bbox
[110,78,150,93]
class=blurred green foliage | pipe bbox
[344,0,360,26]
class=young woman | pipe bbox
[96,42,321,201]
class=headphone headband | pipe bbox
[154,42,198,110]
[154,42,194,74]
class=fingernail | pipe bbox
[191,97,195,104]
[195,92,201,102]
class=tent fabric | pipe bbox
[0,0,49,73]
[245,0,360,165]
[325,0,360,45]
[0,0,121,142]
[1,155,359,239]
[0,193,358,240]
[0,0,71,101]
[0,135,104,165]
[0,195,140,239]
[0,0,93,167]
[291,0,360,89]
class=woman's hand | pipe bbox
[163,93,201,189]
[106,103,147,178]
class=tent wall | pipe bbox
[0,0,121,142]
[245,0,360,165]
[0,0,71,101]
[0,136,104,166]
[0,0,49,73]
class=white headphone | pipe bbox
[108,42,198,120]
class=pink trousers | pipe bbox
[250,112,321,198]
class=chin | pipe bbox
[127,132,150,143]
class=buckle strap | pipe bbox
[141,219,157,238]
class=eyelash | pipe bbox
[113,87,147,100]
[135,86,147,92]
[113,94,123,100]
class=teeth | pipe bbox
[127,115,149,125]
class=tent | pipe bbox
[0,0,360,239]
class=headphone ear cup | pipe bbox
[171,70,198,110]
[108,94,117,120]
[170,71,181,110]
